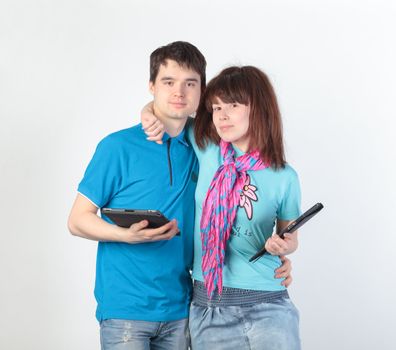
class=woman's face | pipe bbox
[212,98,250,152]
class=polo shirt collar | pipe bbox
[162,128,189,146]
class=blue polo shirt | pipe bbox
[78,124,198,322]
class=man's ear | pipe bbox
[149,81,154,95]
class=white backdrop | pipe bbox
[1,0,395,349]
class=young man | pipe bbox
[68,41,205,350]
[68,41,292,350]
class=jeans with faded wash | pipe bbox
[100,318,189,350]
[189,284,300,350]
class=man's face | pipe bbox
[149,59,201,121]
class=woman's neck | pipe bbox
[231,139,249,153]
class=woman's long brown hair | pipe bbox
[194,66,286,169]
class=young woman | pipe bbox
[143,66,301,350]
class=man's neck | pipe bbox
[153,109,187,137]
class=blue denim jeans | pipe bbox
[189,282,300,350]
[100,318,189,350]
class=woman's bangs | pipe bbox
[205,76,249,111]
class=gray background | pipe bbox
[1,0,395,349]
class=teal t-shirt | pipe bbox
[78,125,198,322]
[188,128,301,291]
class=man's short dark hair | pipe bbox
[150,41,206,92]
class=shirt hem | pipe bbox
[96,310,189,323]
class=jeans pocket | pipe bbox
[100,319,136,348]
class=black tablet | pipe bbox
[101,208,171,229]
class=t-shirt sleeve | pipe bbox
[77,136,122,208]
[277,169,301,221]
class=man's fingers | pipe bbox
[147,227,179,241]
[145,125,164,137]
[276,256,291,272]
[158,220,179,239]
[155,227,179,241]
[275,264,287,275]
[145,129,163,138]
[145,219,178,237]
[281,275,293,288]
[142,119,160,131]
[276,256,292,280]
[144,120,163,133]
[141,121,155,130]
[275,267,290,278]
[147,133,165,141]
[127,219,179,243]
[142,119,165,143]
[130,220,149,230]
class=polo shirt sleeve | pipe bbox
[277,168,301,221]
[77,136,122,208]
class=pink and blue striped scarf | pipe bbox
[200,140,269,298]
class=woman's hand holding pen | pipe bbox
[265,231,298,256]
